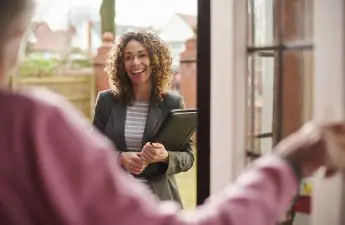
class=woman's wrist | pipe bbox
[283,156,302,182]
[161,151,169,163]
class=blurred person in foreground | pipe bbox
[1,0,345,224]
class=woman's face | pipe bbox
[123,40,152,86]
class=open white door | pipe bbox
[312,1,345,225]
[209,0,247,193]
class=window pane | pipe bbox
[301,50,313,121]
[246,53,275,158]
[248,0,274,46]
[246,49,313,158]
[273,49,314,139]
[281,0,313,43]
[248,0,313,47]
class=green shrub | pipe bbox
[18,58,60,76]
[17,51,93,76]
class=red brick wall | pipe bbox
[179,37,197,109]
[31,22,74,55]
[93,32,114,94]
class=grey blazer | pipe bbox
[92,89,194,207]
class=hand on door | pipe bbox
[276,122,345,178]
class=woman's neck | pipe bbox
[133,82,152,101]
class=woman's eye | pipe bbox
[139,54,147,58]
[124,56,131,61]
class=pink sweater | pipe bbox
[0,88,298,225]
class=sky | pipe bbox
[34,0,198,30]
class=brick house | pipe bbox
[30,22,76,56]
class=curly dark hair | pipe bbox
[105,30,173,104]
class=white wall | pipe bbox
[158,14,195,42]
[158,15,194,67]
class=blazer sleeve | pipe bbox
[92,91,112,134]
[164,95,195,175]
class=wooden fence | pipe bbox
[9,73,96,120]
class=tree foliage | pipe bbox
[100,0,116,36]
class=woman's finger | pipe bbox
[140,154,151,162]
[131,158,145,167]
[140,151,154,162]
[131,167,142,175]
[145,147,157,157]
[151,142,164,148]
[136,153,148,164]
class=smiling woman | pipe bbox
[106,31,173,104]
[122,40,153,96]
[92,30,195,208]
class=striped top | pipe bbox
[124,101,149,151]
[124,101,152,191]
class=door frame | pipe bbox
[196,0,247,203]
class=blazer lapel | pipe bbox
[110,101,127,151]
[142,103,162,146]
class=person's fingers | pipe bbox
[152,143,165,151]
[149,146,163,157]
[323,126,345,169]
[136,153,148,164]
[130,162,144,172]
[132,167,146,175]
[140,151,154,162]
[130,158,148,174]
[123,152,140,160]
[129,156,144,170]
[138,152,147,162]
[151,142,164,149]
[131,167,142,175]
[324,167,337,178]
[143,142,151,149]
[132,156,145,165]
[144,147,157,157]
[326,123,345,134]
[140,154,151,163]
